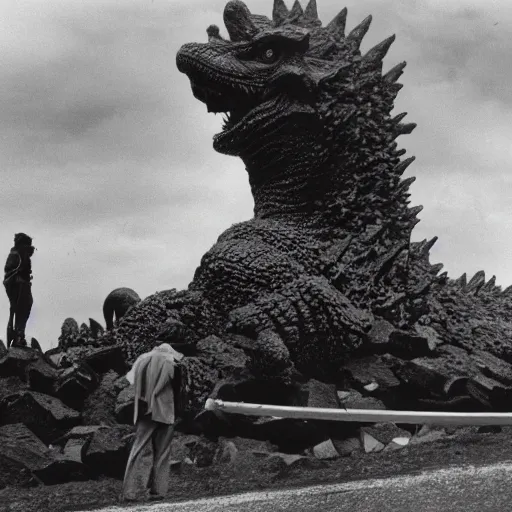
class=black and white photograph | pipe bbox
[1,0,512,510]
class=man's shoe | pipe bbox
[149,494,165,501]
[119,494,139,503]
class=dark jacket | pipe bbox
[4,247,32,285]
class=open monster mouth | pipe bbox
[191,83,266,136]
[189,79,316,155]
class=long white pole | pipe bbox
[205,398,512,426]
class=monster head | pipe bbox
[176,0,417,225]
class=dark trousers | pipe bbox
[122,416,175,499]
[5,280,32,347]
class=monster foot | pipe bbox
[226,275,373,377]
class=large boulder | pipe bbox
[0,347,39,379]
[82,425,134,478]
[366,317,395,349]
[44,348,65,367]
[25,356,60,396]
[82,346,127,376]
[82,370,120,426]
[0,391,81,444]
[54,362,99,411]
[52,425,112,465]
[0,423,90,488]
[339,355,401,399]
[115,385,135,425]
[0,348,61,398]
[471,349,512,385]
[0,376,28,400]
[384,346,512,410]
[386,329,440,358]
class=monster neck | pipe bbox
[243,139,415,251]
[235,103,415,246]
[241,120,330,221]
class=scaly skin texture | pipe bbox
[99,0,420,404]
[58,317,79,350]
[61,0,512,414]
[175,0,417,372]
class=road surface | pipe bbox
[84,461,512,512]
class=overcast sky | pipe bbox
[0,0,510,351]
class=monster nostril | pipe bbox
[175,44,197,72]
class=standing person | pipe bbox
[3,233,35,347]
[122,341,184,502]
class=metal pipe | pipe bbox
[204,398,512,426]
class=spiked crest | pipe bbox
[223,1,258,41]
[218,1,400,78]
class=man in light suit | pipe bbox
[122,341,184,502]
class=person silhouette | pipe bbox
[4,233,35,347]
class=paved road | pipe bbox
[84,461,512,512]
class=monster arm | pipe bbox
[226,274,372,377]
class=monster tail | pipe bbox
[103,300,114,330]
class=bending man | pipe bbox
[122,341,184,502]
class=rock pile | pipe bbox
[2,329,510,491]
[0,346,134,488]
[5,0,512,497]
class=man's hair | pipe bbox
[14,233,33,247]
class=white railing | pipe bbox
[205,398,512,426]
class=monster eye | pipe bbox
[259,46,280,64]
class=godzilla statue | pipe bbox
[63,0,512,417]
[103,288,141,330]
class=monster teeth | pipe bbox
[240,84,252,95]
